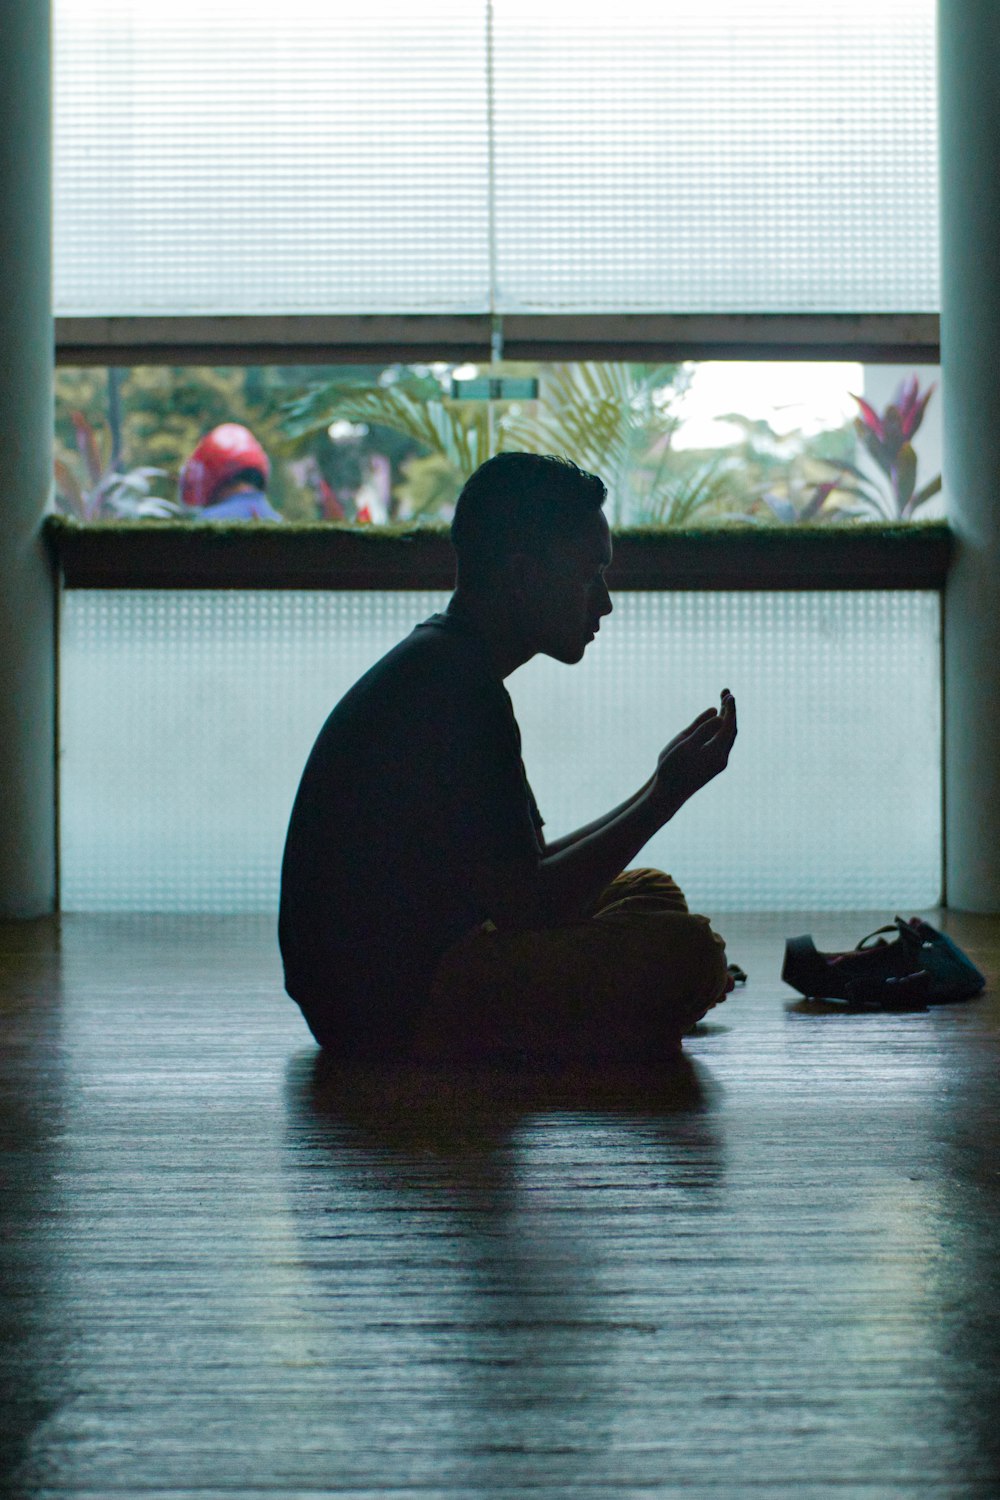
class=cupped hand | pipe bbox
[651,690,737,818]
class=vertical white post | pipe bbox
[0,2,55,916]
[939,0,1000,909]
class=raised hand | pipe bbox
[651,690,737,820]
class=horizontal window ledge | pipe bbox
[55,312,941,365]
[46,518,953,592]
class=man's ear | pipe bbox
[506,549,547,601]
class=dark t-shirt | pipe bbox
[278,611,544,1050]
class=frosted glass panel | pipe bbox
[514,592,941,909]
[493,0,938,313]
[54,0,937,318]
[59,591,941,912]
[54,0,489,316]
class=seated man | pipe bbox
[279,452,737,1065]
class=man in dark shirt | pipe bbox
[279,451,736,1063]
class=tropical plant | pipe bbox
[502,363,687,524]
[683,413,856,526]
[749,476,847,525]
[627,448,737,526]
[54,412,184,520]
[283,367,478,520]
[393,451,466,519]
[283,362,704,525]
[822,376,942,520]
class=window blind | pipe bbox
[54,0,937,319]
[54,0,491,317]
[493,1,938,314]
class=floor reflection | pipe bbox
[928,1020,1000,1493]
[282,1053,724,1489]
[0,919,68,1488]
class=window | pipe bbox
[54,360,943,527]
[51,3,946,914]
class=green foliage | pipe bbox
[502,363,687,523]
[53,408,184,520]
[394,452,466,518]
[283,367,492,516]
[633,453,738,527]
[55,366,323,519]
[284,362,698,525]
[704,413,861,525]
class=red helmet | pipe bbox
[180,424,271,509]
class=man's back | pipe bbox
[278,611,543,1053]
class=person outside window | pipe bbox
[180,423,283,521]
[279,452,736,1066]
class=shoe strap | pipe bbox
[857,918,927,952]
[856,924,898,950]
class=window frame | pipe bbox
[51,317,948,592]
[55,313,940,367]
[46,513,952,593]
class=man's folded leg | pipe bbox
[414,869,729,1066]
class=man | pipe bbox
[279,452,736,1065]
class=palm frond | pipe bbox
[639,456,735,527]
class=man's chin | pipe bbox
[545,639,590,665]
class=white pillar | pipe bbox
[0,3,55,916]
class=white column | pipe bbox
[0,2,55,916]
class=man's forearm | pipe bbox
[536,787,664,925]
[485,692,735,933]
[542,776,654,856]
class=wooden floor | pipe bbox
[2,910,1000,1498]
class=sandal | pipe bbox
[782,916,985,1010]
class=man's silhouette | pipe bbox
[279,452,736,1064]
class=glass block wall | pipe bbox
[59,590,942,912]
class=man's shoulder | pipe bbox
[323,613,500,737]
[360,613,494,696]
[389,612,482,669]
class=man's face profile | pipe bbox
[516,508,614,665]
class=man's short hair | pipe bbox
[451,452,607,584]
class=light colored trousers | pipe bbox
[415,867,730,1066]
